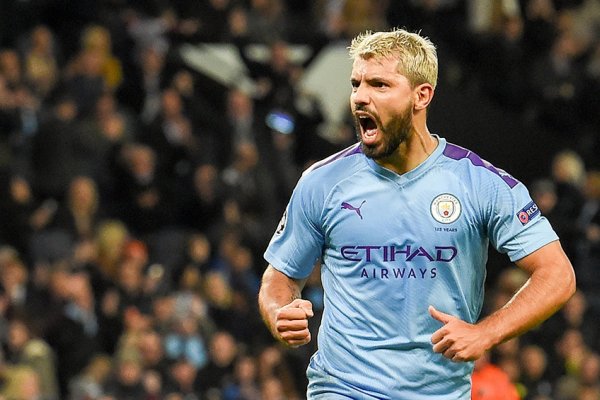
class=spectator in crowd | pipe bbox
[49,176,103,242]
[519,344,554,399]
[221,142,279,249]
[171,231,214,287]
[0,365,43,400]
[530,178,579,258]
[479,14,528,111]
[529,29,587,140]
[221,354,261,400]
[176,165,229,241]
[244,0,290,44]
[0,246,34,311]
[574,170,600,311]
[223,88,258,156]
[163,314,208,370]
[113,143,176,236]
[63,47,107,119]
[0,175,42,255]
[170,69,224,165]
[71,91,135,198]
[550,149,586,224]
[30,94,79,201]
[163,357,201,399]
[138,329,170,383]
[522,0,558,62]
[256,344,302,399]
[197,330,239,396]
[68,354,113,400]
[42,264,103,396]
[5,314,59,400]
[140,87,201,182]
[117,41,168,125]
[103,350,148,400]
[471,351,520,400]
[21,25,61,99]
[0,49,23,88]
[78,25,123,92]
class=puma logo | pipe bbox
[341,200,366,219]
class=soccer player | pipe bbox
[258,28,575,399]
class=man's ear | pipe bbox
[414,83,434,110]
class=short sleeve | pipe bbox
[263,176,326,279]
[485,179,558,262]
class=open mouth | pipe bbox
[358,114,379,141]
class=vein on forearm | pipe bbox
[258,265,306,331]
[480,254,575,347]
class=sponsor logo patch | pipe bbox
[517,201,540,225]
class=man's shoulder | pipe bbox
[440,141,521,189]
[301,142,365,182]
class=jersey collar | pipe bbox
[364,135,446,185]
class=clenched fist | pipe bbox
[275,299,314,347]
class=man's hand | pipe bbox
[429,305,491,362]
[275,299,314,347]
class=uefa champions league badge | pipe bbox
[275,208,288,235]
[431,194,462,224]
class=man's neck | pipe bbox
[375,129,438,175]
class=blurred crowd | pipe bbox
[0,0,598,399]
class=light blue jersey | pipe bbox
[264,136,558,399]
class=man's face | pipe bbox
[350,56,415,159]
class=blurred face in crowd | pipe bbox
[210,331,237,366]
[68,176,98,212]
[31,25,53,52]
[227,89,253,119]
[10,176,32,204]
[139,330,164,365]
[170,359,197,387]
[520,345,547,380]
[0,50,21,83]
[141,45,165,75]
[8,320,30,352]
[118,359,142,385]
[161,88,183,118]
[234,355,257,383]
[584,171,600,200]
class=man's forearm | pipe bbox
[258,265,305,336]
[477,251,575,348]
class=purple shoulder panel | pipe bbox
[304,143,362,174]
[443,143,519,188]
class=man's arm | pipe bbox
[258,265,314,347]
[430,240,576,362]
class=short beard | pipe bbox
[355,101,413,160]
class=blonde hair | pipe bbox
[552,150,586,187]
[348,28,438,89]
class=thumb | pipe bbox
[429,305,452,324]
[289,298,314,318]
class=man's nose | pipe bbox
[352,84,370,106]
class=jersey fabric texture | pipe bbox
[263,136,558,399]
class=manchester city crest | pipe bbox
[431,194,461,224]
